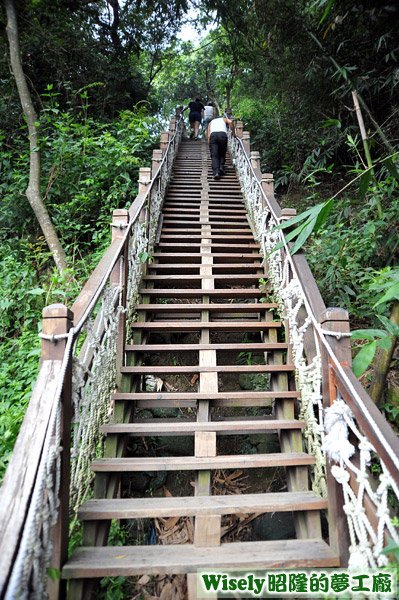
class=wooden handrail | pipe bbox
[0,360,63,595]
[290,252,326,321]
[72,238,124,325]
[333,365,399,487]
[0,108,185,598]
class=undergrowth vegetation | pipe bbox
[0,95,159,480]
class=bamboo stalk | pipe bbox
[352,90,383,218]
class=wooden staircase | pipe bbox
[63,139,339,596]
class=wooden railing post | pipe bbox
[138,166,151,225]
[250,150,261,180]
[235,121,244,139]
[160,131,169,155]
[41,304,72,361]
[42,304,73,600]
[320,307,351,566]
[242,131,250,155]
[169,116,177,135]
[138,166,151,194]
[261,172,275,201]
[151,149,162,179]
[261,173,281,218]
[281,207,297,220]
[111,210,129,381]
[320,307,352,379]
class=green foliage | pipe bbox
[0,331,40,480]
[0,99,159,477]
[274,199,334,254]
[307,176,399,319]
[348,268,399,377]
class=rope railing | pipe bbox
[0,108,185,600]
[229,127,399,569]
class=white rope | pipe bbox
[324,398,399,569]
[229,132,399,567]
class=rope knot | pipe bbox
[331,464,350,484]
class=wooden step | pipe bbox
[159,235,254,241]
[121,365,294,374]
[152,252,263,265]
[152,253,262,261]
[138,289,263,297]
[162,208,247,214]
[129,321,282,331]
[157,243,260,249]
[112,390,299,405]
[126,342,287,351]
[91,452,315,472]
[149,264,262,272]
[159,228,252,234]
[161,224,250,230]
[78,491,327,520]
[63,539,339,578]
[134,303,276,312]
[164,204,245,210]
[101,418,305,436]
[142,274,261,281]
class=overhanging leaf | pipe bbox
[351,329,387,341]
[290,216,317,254]
[313,199,334,230]
[275,204,319,230]
[271,219,310,252]
[272,200,333,255]
[377,315,399,337]
[374,282,399,307]
[352,341,377,377]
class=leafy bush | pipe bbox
[307,178,399,321]
[0,331,40,479]
[0,99,160,478]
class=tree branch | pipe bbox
[4,0,68,274]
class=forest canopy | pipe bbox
[1,0,399,478]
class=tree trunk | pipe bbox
[4,0,68,275]
[369,301,399,406]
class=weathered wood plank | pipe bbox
[134,303,276,312]
[72,238,123,325]
[100,419,305,436]
[91,452,315,472]
[112,391,299,400]
[78,491,327,520]
[129,321,282,331]
[138,288,263,297]
[0,360,62,593]
[121,365,294,374]
[126,342,288,352]
[63,539,339,578]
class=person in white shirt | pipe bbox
[207,114,235,180]
[202,102,215,135]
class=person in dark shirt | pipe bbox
[186,97,204,140]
